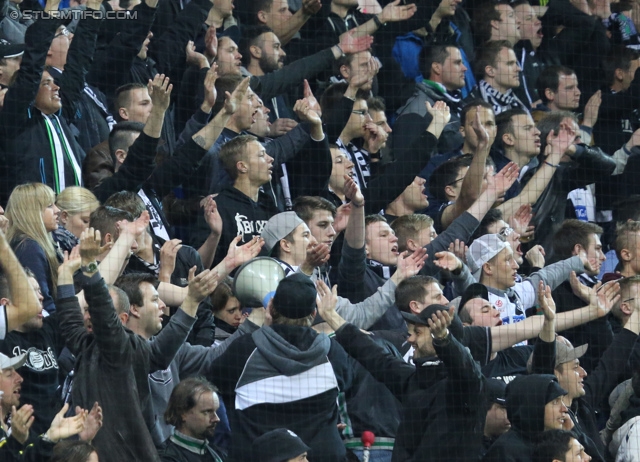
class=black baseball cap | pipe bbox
[0,39,24,60]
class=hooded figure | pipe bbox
[482,374,568,462]
[206,274,353,462]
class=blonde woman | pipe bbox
[6,183,62,314]
[54,186,100,252]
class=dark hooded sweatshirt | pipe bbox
[482,374,565,462]
[208,325,353,462]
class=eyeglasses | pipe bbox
[499,227,515,238]
[54,28,70,39]
[352,109,369,116]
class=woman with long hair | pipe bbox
[54,186,100,252]
[210,278,245,345]
[6,183,62,314]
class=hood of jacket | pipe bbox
[506,374,566,437]
[252,325,331,376]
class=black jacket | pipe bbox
[539,0,610,97]
[513,40,554,109]
[335,322,486,462]
[592,71,640,157]
[56,277,195,462]
[391,81,464,158]
[208,325,353,462]
[522,144,616,252]
[0,13,98,198]
[482,374,566,462]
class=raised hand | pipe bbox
[301,0,322,15]
[315,280,345,331]
[59,247,82,283]
[293,98,321,126]
[225,236,264,269]
[378,0,417,23]
[315,280,339,319]
[45,403,87,443]
[186,40,209,68]
[202,64,219,111]
[538,281,556,322]
[303,79,322,118]
[546,126,575,158]
[117,211,150,239]
[425,100,451,137]
[472,106,490,150]
[343,175,364,207]
[79,228,108,264]
[78,402,103,443]
[270,118,299,136]
[569,271,591,303]
[159,239,182,283]
[10,404,34,444]
[364,119,388,152]
[590,280,621,318]
[333,203,352,233]
[394,248,428,281]
[187,269,219,303]
[427,308,453,340]
[201,195,222,236]
[489,162,519,198]
[509,204,533,236]
[223,76,251,115]
[338,29,374,54]
[447,240,467,263]
[582,90,601,128]
[204,26,218,63]
[433,251,462,273]
[525,245,545,268]
[147,74,173,113]
[304,243,331,270]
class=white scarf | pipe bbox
[42,113,82,193]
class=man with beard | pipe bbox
[241,25,298,137]
[160,377,225,462]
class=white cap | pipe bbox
[0,352,27,371]
[466,234,509,280]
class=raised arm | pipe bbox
[328,249,427,329]
[440,107,493,230]
[0,4,59,135]
[59,0,103,123]
[317,282,416,401]
[498,126,573,218]
[489,280,620,353]
[0,230,40,333]
[147,268,219,372]
[56,248,89,356]
[348,0,417,38]
[271,0,321,45]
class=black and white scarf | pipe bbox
[478,80,528,115]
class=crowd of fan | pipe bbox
[2,0,640,460]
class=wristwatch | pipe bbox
[81,261,98,274]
